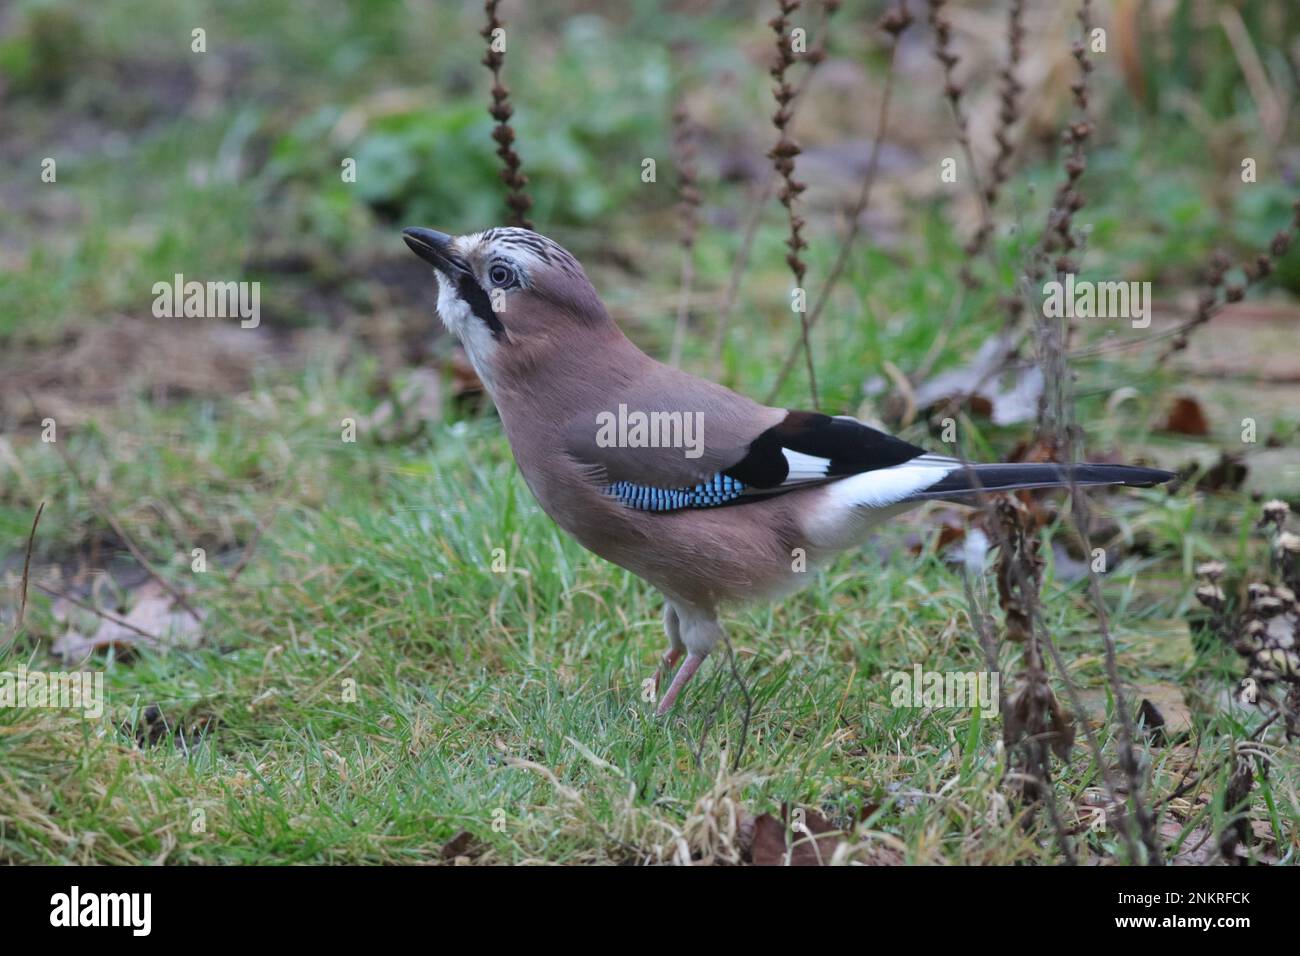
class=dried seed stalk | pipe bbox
[1158,201,1299,362]
[926,0,994,290]
[764,1,910,403]
[768,0,822,409]
[1034,0,1094,281]
[482,0,534,229]
[712,0,839,379]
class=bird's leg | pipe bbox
[653,609,722,716]
[655,654,705,717]
[656,648,682,691]
[655,602,685,693]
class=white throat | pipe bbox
[435,272,499,396]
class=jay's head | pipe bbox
[402,225,611,389]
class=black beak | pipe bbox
[402,227,459,274]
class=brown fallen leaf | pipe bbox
[748,805,844,866]
[1160,817,1218,866]
[912,336,1044,427]
[1136,684,1193,742]
[1004,675,1076,767]
[1161,395,1210,436]
[440,830,479,863]
[934,513,968,555]
[52,580,204,661]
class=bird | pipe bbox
[402,224,1174,716]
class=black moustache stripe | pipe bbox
[458,272,508,341]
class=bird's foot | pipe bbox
[654,653,704,717]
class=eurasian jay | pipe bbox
[403,225,1172,715]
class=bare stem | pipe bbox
[764,3,909,405]
[4,501,44,649]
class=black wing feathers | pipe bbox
[918,462,1172,499]
[723,411,926,489]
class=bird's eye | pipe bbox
[489,264,513,286]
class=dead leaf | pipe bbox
[1161,818,1218,866]
[907,507,967,557]
[748,805,844,866]
[52,580,204,661]
[440,830,479,862]
[913,336,1044,427]
[1161,396,1210,436]
[1135,684,1193,741]
[1005,675,1076,766]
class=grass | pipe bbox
[1,360,1293,864]
[1,0,1298,864]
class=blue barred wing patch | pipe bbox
[605,473,746,512]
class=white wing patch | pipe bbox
[801,460,956,550]
[777,448,957,492]
[781,449,832,483]
[827,461,955,509]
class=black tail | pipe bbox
[911,462,1174,502]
